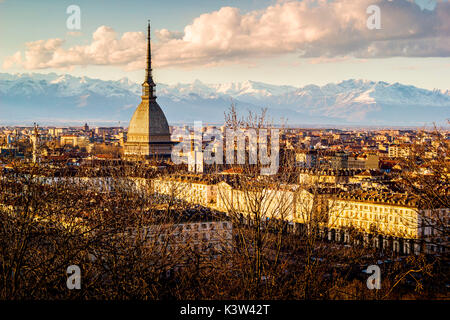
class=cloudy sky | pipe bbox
[0,0,449,89]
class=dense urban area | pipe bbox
[0,122,448,299]
[1,15,448,302]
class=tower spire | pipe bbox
[142,20,156,99]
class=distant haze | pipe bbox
[0,73,449,127]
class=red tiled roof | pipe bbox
[221,167,244,174]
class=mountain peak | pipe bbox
[0,72,448,126]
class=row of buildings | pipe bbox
[143,174,448,256]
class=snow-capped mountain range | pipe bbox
[0,72,449,126]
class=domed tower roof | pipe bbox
[127,99,170,141]
[124,21,172,159]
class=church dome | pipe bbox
[127,99,170,142]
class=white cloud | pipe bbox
[2,51,22,69]
[3,0,450,71]
[4,26,147,70]
[156,0,450,65]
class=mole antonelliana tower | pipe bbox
[124,21,172,159]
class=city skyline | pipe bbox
[0,0,448,306]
